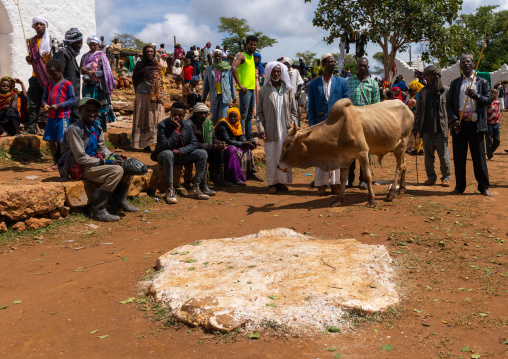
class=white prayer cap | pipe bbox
[280,57,293,66]
[321,53,334,62]
[87,34,100,44]
[32,16,48,27]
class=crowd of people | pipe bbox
[1,16,507,222]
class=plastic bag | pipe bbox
[121,158,148,176]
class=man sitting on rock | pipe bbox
[58,97,138,222]
[151,101,209,204]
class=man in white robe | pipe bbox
[280,57,304,126]
[256,62,298,193]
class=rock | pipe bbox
[0,183,65,221]
[12,221,26,232]
[150,228,399,333]
[0,222,7,232]
[252,148,266,164]
[61,181,95,208]
[111,101,129,110]
[49,210,62,220]
[25,218,52,230]
[128,174,145,197]
[106,132,131,147]
[60,206,71,217]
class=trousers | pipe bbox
[157,149,208,189]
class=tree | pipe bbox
[425,6,508,72]
[218,17,277,55]
[333,53,357,75]
[306,0,462,79]
[295,50,317,65]
[113,33,146,51]
[372,52,385,75]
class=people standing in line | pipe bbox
[413,65,451,187]
[307,53,349,196]
[231,35,258,141]
[131,44,165,152]
[256,62,297,194]
[80,35,116,131]
[41,59,76,171]
[486,88,501,160]
[202,49,237,125]
[24,16,51,135]
[446,54,493,197]
[346,57,380,189]
[54,28,83,125]
[110,38,122,71]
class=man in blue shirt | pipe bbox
[307,53,349,196]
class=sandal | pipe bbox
[43,165,58,172]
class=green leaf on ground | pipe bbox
[471,355,480,359]
[188,267,196,271]
[369,284,377,288]
[120,297,136,304]
[334,353,342,359]
[324,326,340,334]
[170,252,178,255]
[504,340,508,345]
[266,303,277,307]
[328,347,338,351]
[1,305,8,309]
[90,330,99,334]
[185,259,197,263]
[461,346,470,352]
[12,300,22,304]
[122,257,129,261]
[97,335,109,339]
[136,298,147,303]
[381,344,394,351]
[145,269,151,273]
[267,295,278,300]
[248,331,260,339]
[180,251,190,255]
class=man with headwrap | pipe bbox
[202,49,237,125]
[24,17,51,135]
[307,53,349,196]
[446,54,492,197]
[54,28,83,124]
[256,62,297,194]
[413,65,451,187]
[280,58,304,126]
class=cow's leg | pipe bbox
[358,153,376,207]
[331,168,349,207]
[397,138,409,195]
[387,144,406,201]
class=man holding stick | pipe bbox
[446,54,492,197]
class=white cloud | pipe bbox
[95,0,121,38]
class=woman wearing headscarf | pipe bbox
[256,62,297,193]
[214,107,261,185]
[172,59,183,89]
[131,44,165,151]
[80,35,116,131]
[0,77,23,136]
[390,87,403,101]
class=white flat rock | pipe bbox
[149,228,399,333]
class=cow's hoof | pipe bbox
[366,200,377,208]
[386,192,396,202]
[398,188,406,195]
[330,200,343,207]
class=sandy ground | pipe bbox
[0,109,507,359]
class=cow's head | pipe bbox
[277,123,313,172]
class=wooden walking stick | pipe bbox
[15,0,30,55]
[457,31,488,130]
[415,134,419,184]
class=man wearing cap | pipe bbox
[24,17,51,135]
[58,97,138,222]
[446,54,492,196]
[54,28,83,124]
[413,65,451,187]
[347,57,380,190]
[307,53,349,196]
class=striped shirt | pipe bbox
[347,75,380,107]
[42,80,76,119]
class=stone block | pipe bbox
[61,181,95,208]
[0,222,7,232]
[106,132,131,147]
[60,206,71,217]
[49,210,62,220]
[26,218,52,230]
[12,222,26,232]
[0,183,65,221]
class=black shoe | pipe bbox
[214,165,234,187]
[90,189,120,222]
[188,186,209,200]
[449,189,463,195]
[200,175,216,196]
[112,182,139,212]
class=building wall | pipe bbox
[0,0,96,83]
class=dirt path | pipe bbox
[1,115,508,358]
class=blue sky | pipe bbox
[96,0,506,70]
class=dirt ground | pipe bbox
[1,110,507,359]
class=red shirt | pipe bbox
[183,66,194,81]
[487,100,500,125]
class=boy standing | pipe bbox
[183,58,194,84]
[486,88,501,160]
[42,59,76,171]
[117,61,129,90]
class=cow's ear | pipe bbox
[292,122,299,132]
[287,122,298,136]
[295,130,312,141]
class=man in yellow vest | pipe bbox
[231,35,258,141]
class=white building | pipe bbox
[0,0,96,83]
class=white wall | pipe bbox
[0,0,96,83]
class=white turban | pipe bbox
[87,34,100,44]
[280,57,293,67]
[32,16,50,56]
[264,61,292,90]
[321,53,334,62]
[212,49,222,56]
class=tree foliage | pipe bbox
[113,33,147,51]
[306,0,462,79]
[295,50,317,65]
[217,17,277,55]
[424,6,508,72]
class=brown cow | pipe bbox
[277,98,414,207]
